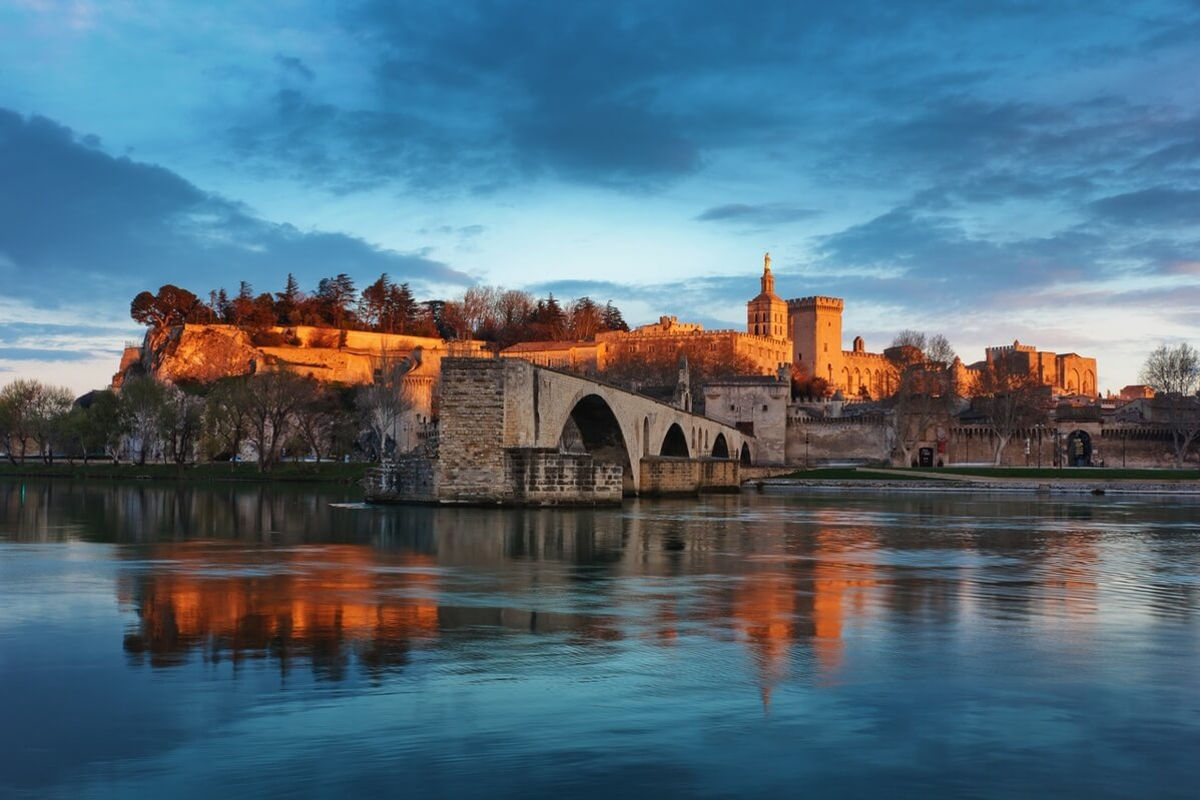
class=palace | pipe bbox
[501,252,1099,400]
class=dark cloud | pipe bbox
[274,55,315,82]
[204,0,1200,205]
[1088,187,1200,226]
[0,109,472,307]
[695,204,820,225]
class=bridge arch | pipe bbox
[740,442,752,465]
[712,432,730,459]
[661,422,690,457]
[558,393,636,493]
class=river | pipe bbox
[1,480,1198,798]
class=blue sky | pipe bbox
[1,0,1198,394]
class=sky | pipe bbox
[1,0,1198,395]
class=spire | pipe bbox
[761,251,775,295]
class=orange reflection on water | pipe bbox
[123,543,439,670]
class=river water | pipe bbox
[1,480,1198,798]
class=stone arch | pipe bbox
[740,442,752,465]
[712,432,730,459]
[558,393,636,493]
[863,368,872,398]
[1083,370,1095,396]
[1069,368,1080,393]
[841,366,851,391]
[661,422,690,457]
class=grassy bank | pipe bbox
[908,466,1200,481]
[780,466,1200,481]
[778,468,950,481]
[0,461,370,484]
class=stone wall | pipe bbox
[364,454,437,503]
[786,417,892,466]
[639,457,740,495]
[504,450,623,505]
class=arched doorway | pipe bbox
[1066,429,1092,467]
[711,433,730,459]
[559,394,635,492]
[740,442,752,465]
[660,423,690,457]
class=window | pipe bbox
[762,404,768,412]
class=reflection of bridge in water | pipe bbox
[368,358,757,504]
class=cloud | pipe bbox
[0,108,473,307]
[1088,187,1200,226]
[274,54,314,82]
[0,347,100,362]
[695,204,820,225]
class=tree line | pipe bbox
[131,274,629,348]
[0,368,415,470]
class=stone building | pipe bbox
[703,372,791,464]
[979,341,1098,396]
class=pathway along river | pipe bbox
[1,479,1198,798]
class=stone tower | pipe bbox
[787,296,845,384]
[746,252,788,339]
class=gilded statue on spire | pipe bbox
[764,251,771,272]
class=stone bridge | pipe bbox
[367,357,758,505]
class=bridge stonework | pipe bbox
[366,357,754,505]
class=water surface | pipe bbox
[2,480,1198,798]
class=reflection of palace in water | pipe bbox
[2,481,1142,699]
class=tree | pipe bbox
[275,273,303,325]
[1140,343,1200,468]
[292,379,340,463]
[888,363,956,467]
[159,385,204,464]
[203,378,253,464]
[29,384,74,464]
[355,349,413,461]
[974,359,1049,465]
[75,390,124,463]
[568,296,604,340]
[120,376,167,464]
[130,285,212,329]
[316,274,358,329]
[601,301,628,332]
[0,379,40,464]
[243,371,305,471]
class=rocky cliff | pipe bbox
[114,324,490,388]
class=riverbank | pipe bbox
[759,466,1200,495]
[0,461,369,484]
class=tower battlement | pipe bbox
[787,295,844,311]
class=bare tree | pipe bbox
[1140,343,1200,468]
[120,376,167,464]
[244,371,305,471]
[888,364,955,466]
[159,385,204,464]
[356,348,414,461]
[203,378,253,464]
[293,379,340,463]
[975,359,1049,465]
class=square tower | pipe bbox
[787,296,844,384]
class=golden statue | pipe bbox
[764,251,772,272]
